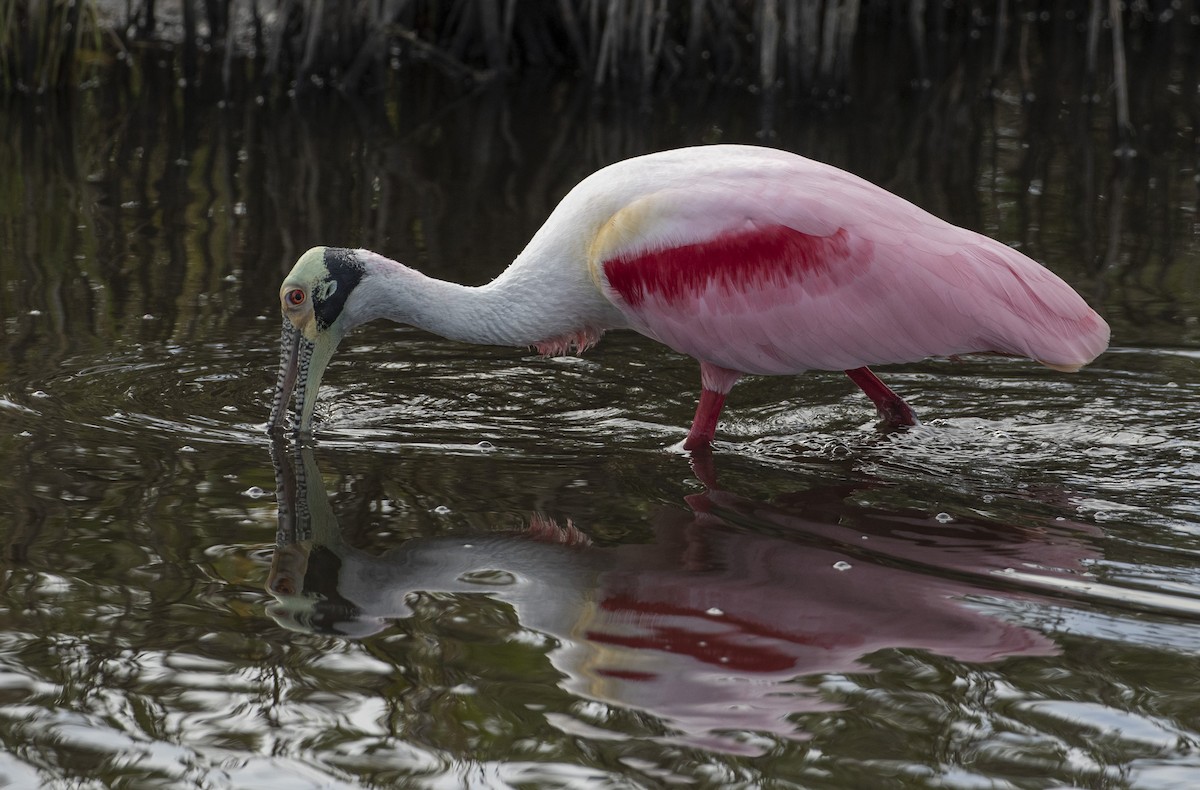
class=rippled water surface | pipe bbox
[1,36,1199,789]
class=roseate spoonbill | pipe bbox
[268,144,1109,447]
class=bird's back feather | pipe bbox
[555,146,1110,374]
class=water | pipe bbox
[1,46,1199,787]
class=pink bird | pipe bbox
[269,145,1109,448]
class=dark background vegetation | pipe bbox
[3,1,1195,109]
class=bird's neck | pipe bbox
[352,251,608,349]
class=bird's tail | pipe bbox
[968,241,1110,371]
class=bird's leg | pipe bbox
[684,390,727,450]
[844,367,919,427]
[683,362,742,450]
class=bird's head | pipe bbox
[268,246,368,432]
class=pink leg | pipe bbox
[684,389,727,450]
[684,362,742,450]
[845,367,919,427]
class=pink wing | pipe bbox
[596,164,1109,376]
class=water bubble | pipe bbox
[142,314,155,320]
[475,441,495,451]
[935,512,954,523]
[458,569,516,586]
[179,445,197,453]
[433,505,451,515]
[30,390,49,399]
[833,561,852,571]
[705,607,724,617]
[242,486,268,498]
[981,494,995,503]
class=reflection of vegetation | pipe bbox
[1,0,104,92]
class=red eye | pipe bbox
[286,289,306,306]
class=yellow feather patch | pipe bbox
[586,197,658,291]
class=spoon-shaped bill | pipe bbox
[267,317,341,433]
[269,320,302,430]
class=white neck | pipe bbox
[345,250,624,349]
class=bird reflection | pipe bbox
[266,439,1099,748]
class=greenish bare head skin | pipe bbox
[268,246,367,432]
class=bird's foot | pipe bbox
[844,367,919,429]
[876,398,920,429]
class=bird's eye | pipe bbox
[286,289,306,306]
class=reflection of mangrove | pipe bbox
[267,439,1102,747]
[0,39,1194,366]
